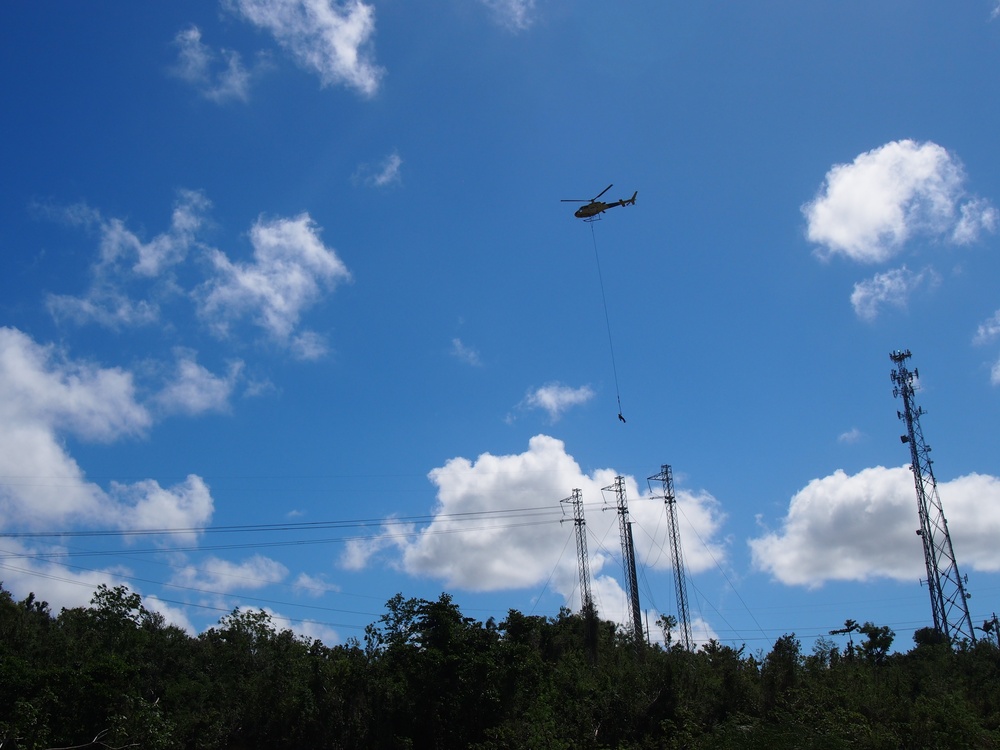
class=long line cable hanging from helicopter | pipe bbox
[561,183,636,423]
[590,221,625,423]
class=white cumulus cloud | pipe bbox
[749,466,1000,587]
[803,140,996,263]
[345,435,727,628]
[111,475,215,541]
[0,540,134,613]
[0,327,215,535]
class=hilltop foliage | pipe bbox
[2,583,1000,749]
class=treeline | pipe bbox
[2,583,1000,749]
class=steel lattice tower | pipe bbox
[603,475,643,643]
[561,489,594,615]
[562,488,599,662]
[890,349,976,645]
[648,465,694,650]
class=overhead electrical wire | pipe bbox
[1,518,564,560]
[528,531,574,616]
[0,560,370,632]
[3,494,944,647]
[0,556,380,619]
[0,504,564,540]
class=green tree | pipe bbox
[858,622,894,666]
[760,634,800,718]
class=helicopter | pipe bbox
[562,184,637,221]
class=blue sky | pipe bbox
[3,0,1000,651]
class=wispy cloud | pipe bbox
[479,0,537,31]
[837,427,864,444]
[227,0,384,96]
[171,554,289,593]
[197,213,352,358]
[450,337,482,367]
[171,25,257,103]
[153,350,244,417]
[850,265,939,321]
[292,572,340,597]
[47,190,211,328]
[521,382,594,421]
[45,193,352,363]
[353,151,402,188]
[975,312,1000,387]
[974,309,1000,346]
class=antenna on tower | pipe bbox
[602,475,644,647]
[561,488,598,662]
[890,349,976,645]
[648,464,694,651]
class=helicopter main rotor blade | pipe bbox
[561,199,588,203]
[594,183,613,200]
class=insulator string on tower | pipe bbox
[590,222,625,423]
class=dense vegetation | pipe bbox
[3,583,1000,749]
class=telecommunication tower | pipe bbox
[603,475,643,644]
[890,349,976,645]
[648,464,694,650]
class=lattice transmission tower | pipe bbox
[648,464,693,650]
[890,349,976,645]
[561,489,594,616]
[603,475,643,644]
[561,488,598,662]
